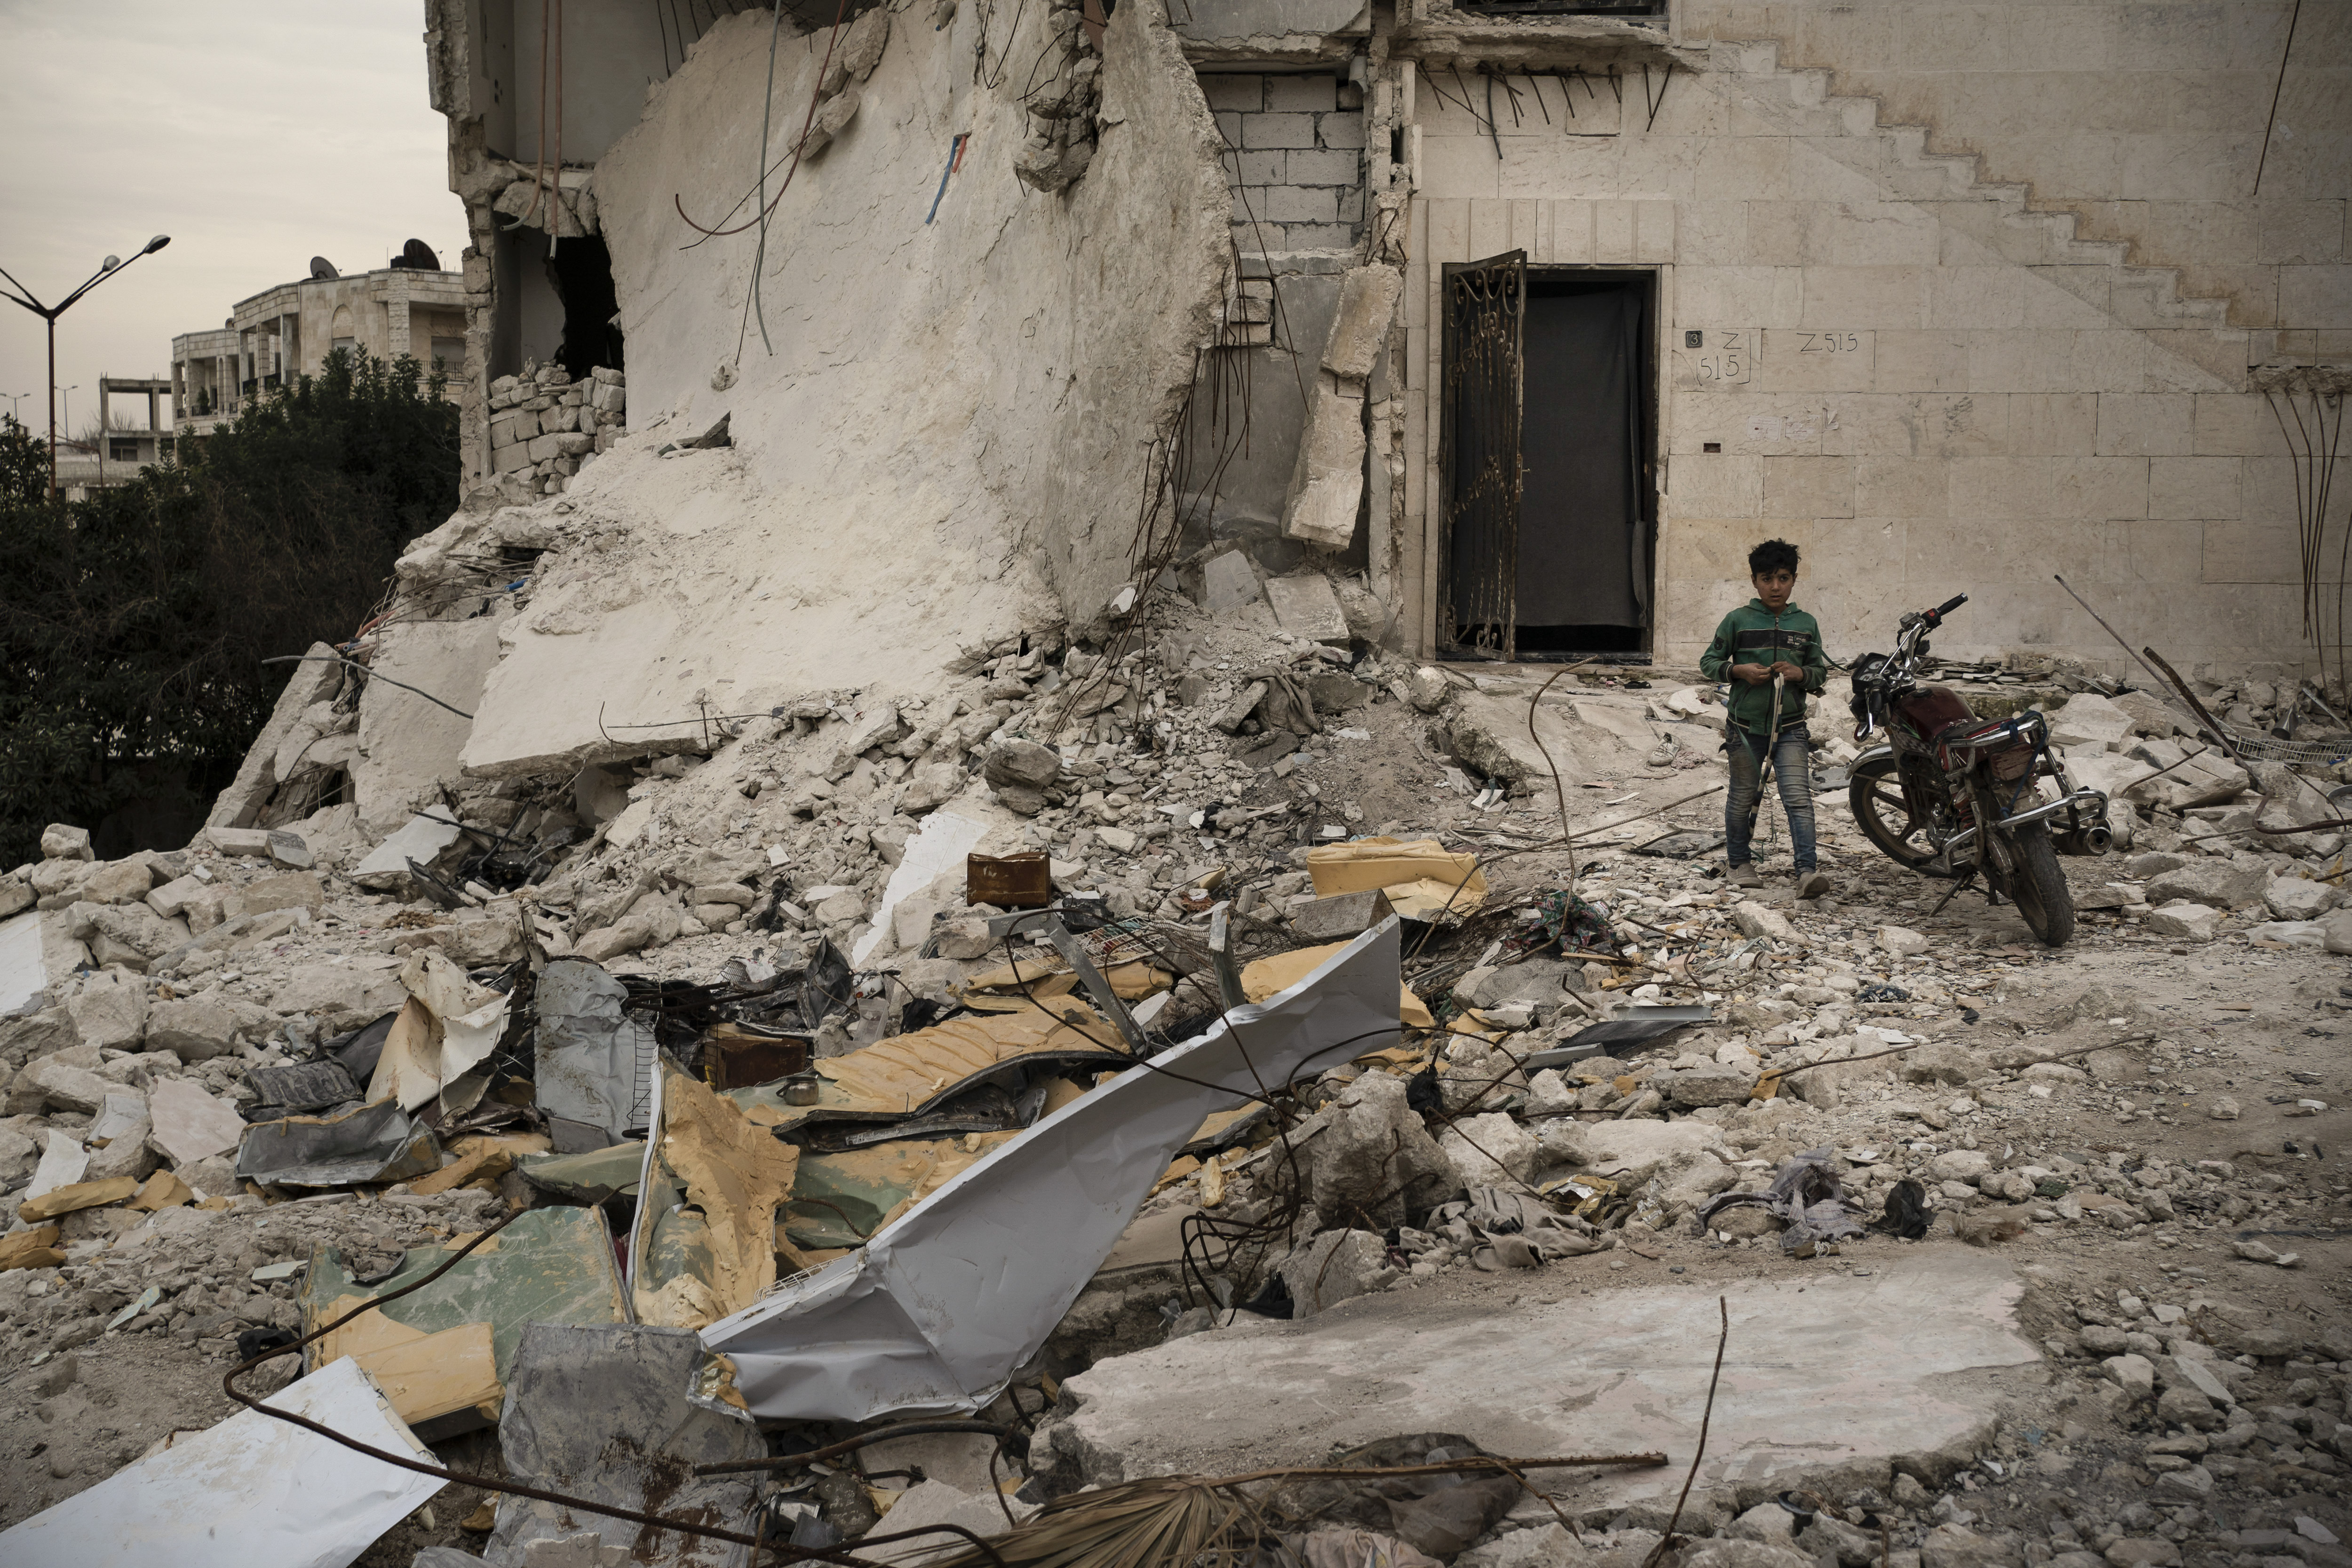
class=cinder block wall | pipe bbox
[1202,71,1369,252]
[1395,0,2352,680]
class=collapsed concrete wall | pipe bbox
[412,0,1232,779]
[597,0,1230,613]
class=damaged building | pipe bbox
[2,1,2351,1566]
[419,0,2346,684]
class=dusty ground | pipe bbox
[2,609,2344,1565]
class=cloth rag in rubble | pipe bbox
[1295,1528,1443,1568]
[1693,1146,1866,1257]
[1430,1186,1598,1270]
[1510,888,1619,959]
[1248,666,1323,737]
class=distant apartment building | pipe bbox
[47,375,176,500]
[172,257,467,438]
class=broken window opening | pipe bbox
[494,227,623,382]
[546,232,624,382]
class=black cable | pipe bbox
[260,652,472,719]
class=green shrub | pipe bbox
[0,348,459,867]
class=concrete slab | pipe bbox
[351,812,468,891]
[1052,1250,2038,1509]
[1203,549,1263,613]
[0,909,45,1013]
[354,613,509,831]
[1572,698,1670,754]
[852,810,992,964]
[1264,573,1351,643]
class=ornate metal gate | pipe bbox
[1438,250,1527,659]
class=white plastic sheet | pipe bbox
[0,908,45,1013]
[0,1355,446,1568]
[702,918,1404,1422]
[851,810,992,964]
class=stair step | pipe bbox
[1710,40,2231,330]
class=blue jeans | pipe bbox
[1724,726,1816,872]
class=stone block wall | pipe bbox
[1675,0,2349,342]
[486,363,625,501]
[1392,11,2352,677]
[1201,71,1368,252]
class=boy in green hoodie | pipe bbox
[1698,539,1831,897]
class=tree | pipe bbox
[0,349,460,867]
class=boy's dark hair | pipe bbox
[1748,538,1801,577]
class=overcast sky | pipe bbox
[0,0,465,436]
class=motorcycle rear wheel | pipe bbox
[2002,822,2074,947]
[1847,755,1944,876]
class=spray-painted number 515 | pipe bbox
[1697,331,1744,380]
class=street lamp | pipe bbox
[60,385,79,443]
[3,392,28,424]
[0,234,170,499]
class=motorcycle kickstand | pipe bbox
[1928,868,1980,918]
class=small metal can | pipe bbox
[781,1071,822,1106]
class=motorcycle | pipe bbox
[1845,594,2114,947]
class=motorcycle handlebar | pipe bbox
[1931,593,1968,621]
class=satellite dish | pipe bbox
[309,256,339,280]
[399,239,441,271]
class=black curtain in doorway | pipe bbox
[1516,280,1645,634]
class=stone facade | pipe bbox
[1374,0,2352,675]
[485,363,625,501]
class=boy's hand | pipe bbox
[1770,660,1804,683]
[1729,663,1768,685]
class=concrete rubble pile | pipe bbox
[3,574,2349,1565]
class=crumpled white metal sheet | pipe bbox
[0,1356,445,1568]
[701,917,1404,1423]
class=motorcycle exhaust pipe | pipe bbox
[2052,824,2114,856]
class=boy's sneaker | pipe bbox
[1794,870,1831,900]
[1730,864,1762,888]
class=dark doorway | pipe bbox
[548,234,624,381]
[1440,261,1655,660]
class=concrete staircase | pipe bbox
[1706,38,2239,342]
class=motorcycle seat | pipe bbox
[1938,716,2023,746]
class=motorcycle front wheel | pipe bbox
[2001,822,2074,947]
[1847,754,1944,876]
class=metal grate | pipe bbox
[1439,251,1528,658]
[2225,733,2349,767]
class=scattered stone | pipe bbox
[1878,925,1929,957]
[41,823,94,861]
[2103,1353,2156,1399]
[2144,901,2222,941]
[2143,862,2265,911]
[2265,877,2337,921]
